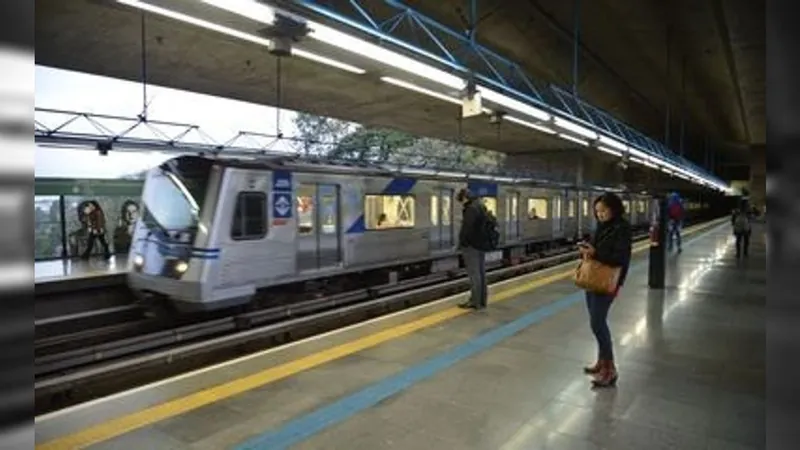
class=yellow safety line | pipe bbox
[36,220,721,450]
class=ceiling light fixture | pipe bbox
[558,133,589,146]
[505,116,556,134]
[381,77,461,104]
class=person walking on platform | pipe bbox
[577,193,632,388]
[456,188,498,310]
[666,192,684,253]
[81,200,112,260]
[732,202,753,259]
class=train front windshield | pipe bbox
[140,156,213,242]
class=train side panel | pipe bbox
[342,175,429,267]
[209,168,294,305]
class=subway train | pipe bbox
[126,155,700,313]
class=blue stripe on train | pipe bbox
[467,181,498,197]
[136,237,221,259]
[345,177,417,234]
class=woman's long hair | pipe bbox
[593,192,625,221]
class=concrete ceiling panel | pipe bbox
[35,0,763,178]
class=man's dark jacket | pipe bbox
[459,199,487,249]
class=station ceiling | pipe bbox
[402,0,764,174]
[34,0,763,182]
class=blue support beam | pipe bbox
[290,0,725,186]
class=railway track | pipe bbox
[35,221,712,415]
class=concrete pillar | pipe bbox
[749,145,766,212]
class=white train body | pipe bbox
[127,155,653,312]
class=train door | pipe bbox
[296,183,342,271]
[505,191,520,241]
[636,198,647,227]
[622,197,632,222]
[553,194,563,235]
[565,196,577,238]
[429,188,454,250]
[581,196,592,235]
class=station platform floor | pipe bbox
[35,256,127,283]
[35,220,766,450]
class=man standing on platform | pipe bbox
[666,192,684,253]
[456,188,498,310]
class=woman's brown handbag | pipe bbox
[573,256,621,295]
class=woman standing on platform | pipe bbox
[578,192,632,388]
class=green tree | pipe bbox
[291,112,505,171]
[390,137,505,170]
[292,112,353,155]
[330,127,416,161]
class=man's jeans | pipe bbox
[463,247,487,307]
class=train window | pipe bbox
[637,201,646,213]
[622,200,630,214]
[553,196,562,218]
[568,200,576,218]
[365,195,415,229]
[527,198,548,219]
[582,199,589,217]
[430,194,439,226]
[231,191,267,240]
[509,194,519,221]
[479,197,497,218]
[430,192,453,227]
[297,185,315,235]
[441,193,452,226]
[318,185,338,235]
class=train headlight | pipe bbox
[133,254,144,267]
[174,261,189,274]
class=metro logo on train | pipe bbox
[273,194,292,218]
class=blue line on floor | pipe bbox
[234,223,728,450]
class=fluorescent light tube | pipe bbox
[469,174,494,180]
[553,117,597,140]
[436,171,465,178]
[629,156,645,165]
[597,145,622,157]
[479,89,551,122]
[308,23,464,90]
[627,146,650,160]
[381,77,461,104]
[558,133,589,146]
[120,1,366,75]
[117,0,273,47]
[597,135,626,152]
[201,0,275,24]
[294,48,366,74]
[505,116,556,134]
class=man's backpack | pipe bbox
[474,206,500,252]
[668,201,683,221]
[733,213,751,234]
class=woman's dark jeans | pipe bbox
[586,291,614,361]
